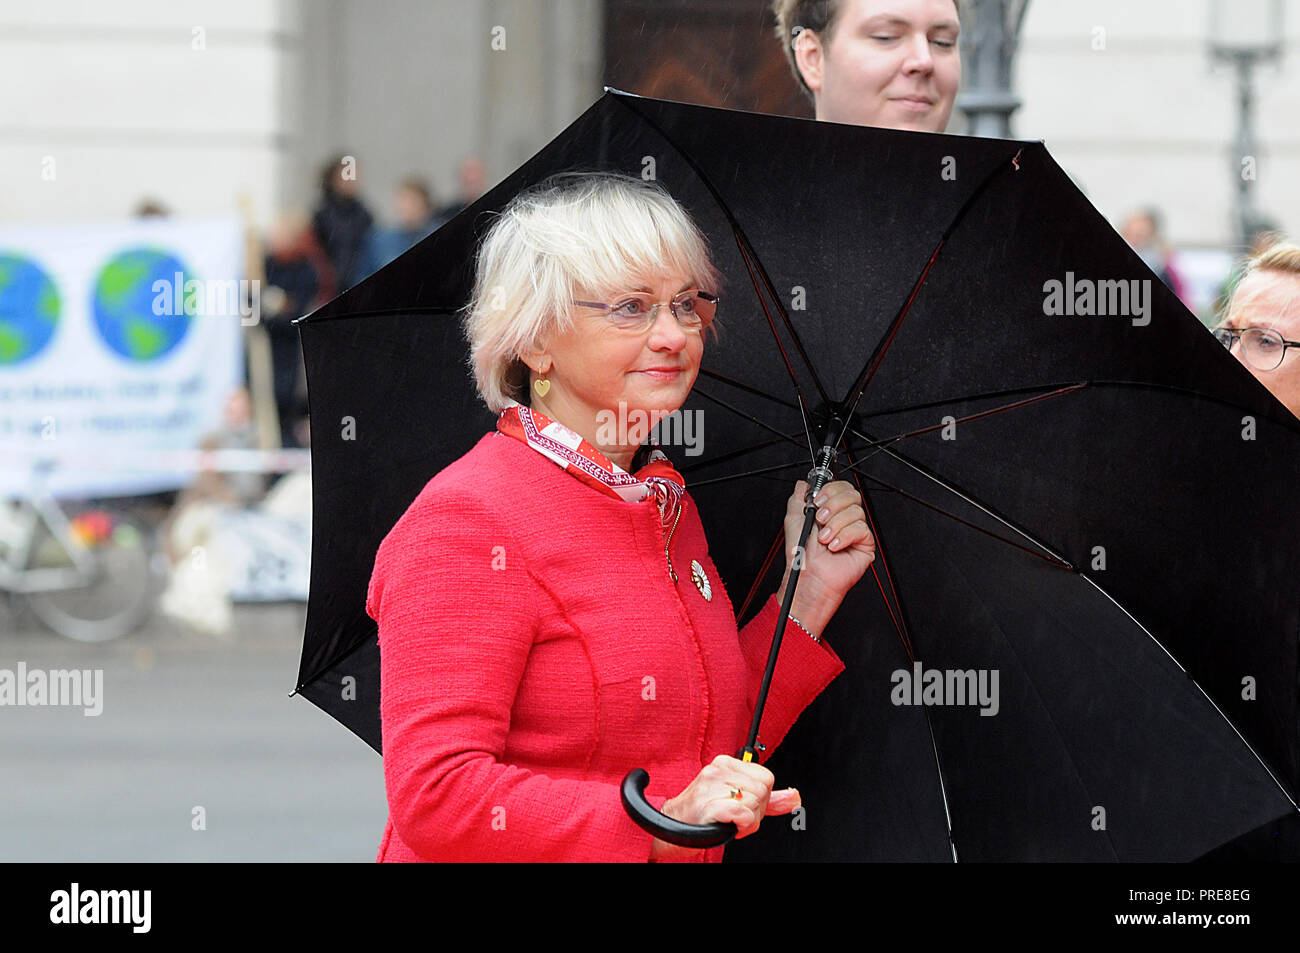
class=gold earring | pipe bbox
[534,371,550,398]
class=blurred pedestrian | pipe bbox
[262,211,325,447]
[162,388,267,541]
[1119,207,1190,306]
[434,156,487,221]
[363,176,446,273]
[312,154,375,290]
[771,0,961,132]
[157,386,266,638]
[1214,240,1300,421]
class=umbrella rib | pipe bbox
[937,551,1123,862]
[834,147,1028,445]
[855,381,1091,424]
[798,393,817,466]
[1048,378,1300,438]
[737,526,786,622]
[689,385,811,454]
[696,367,800,412]
[293,306,460,325]
[678,432,801,476]
[843,463,1075,571]
[865,562,908,656]
[842,242,944,433]
[610,93,834,414]
[845,384,1088,466]
[854,378,1300,438]
[733,230,833,411]
[865,441,1075,568]
[686,459,807,489]
[1076,574,1300,810]
[842,441,959,862]
[293,622,376,700]
[841,445,915,659]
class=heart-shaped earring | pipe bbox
[534,377,550,398]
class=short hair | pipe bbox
[772,0,962,101]
[1244,240,1300,281]
[463,172,721,413]
[1223,239,1300,324]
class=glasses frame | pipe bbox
[1212,325,1300,372]
[573,289,719,333]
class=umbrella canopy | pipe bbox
[293,89,1300,861]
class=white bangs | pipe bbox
[463,173,720,413]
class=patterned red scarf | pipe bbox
[496,401,685,521]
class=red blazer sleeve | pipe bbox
[736,593,845,764]
[366,488,662,862]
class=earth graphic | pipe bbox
[0,254,60,366]
[91,247,194,361]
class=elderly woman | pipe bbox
[365,172,875,862]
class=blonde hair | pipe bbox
[1225,239,1300,323]
[772,0,963,100]
[1244,240,1300,281]
[463,172,721,413]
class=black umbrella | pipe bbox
[293,89,1300,861]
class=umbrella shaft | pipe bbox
[744,418,841,755]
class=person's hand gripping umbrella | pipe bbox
[622,417,877,848]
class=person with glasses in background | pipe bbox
[1214,241,1300,422]
[771,0,961,132]
[364,173,877,862]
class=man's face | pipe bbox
[1222,268,1300,421]
[800,0,961,132]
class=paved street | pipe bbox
[0,601,385,862]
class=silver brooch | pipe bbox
[690,559,712,601]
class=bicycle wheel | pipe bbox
[25,505,164,642]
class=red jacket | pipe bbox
[366,431,844,862]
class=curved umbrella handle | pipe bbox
[620,769,736,849]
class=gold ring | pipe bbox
[729,787,743,801]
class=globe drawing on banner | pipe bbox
[91,247,194,361]
[0,253,61,367]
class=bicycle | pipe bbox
[0,460,166,642]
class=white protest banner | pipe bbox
[0,218,248,498]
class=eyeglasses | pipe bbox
[1212,326,1300,372]
[573,289,718,333]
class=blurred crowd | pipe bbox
[141,155,486,635]
[137,153,486,455]
[258,154,486,450]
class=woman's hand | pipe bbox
[776,479,876,636]
[649,755,801,861]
